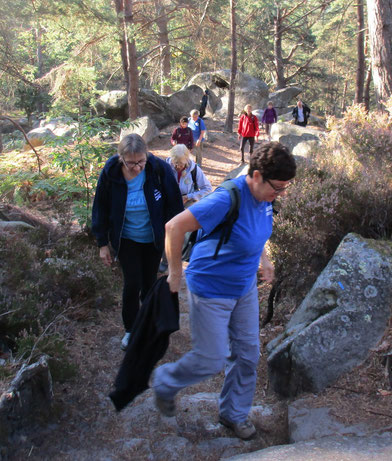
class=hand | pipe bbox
[196,139,201,147]
[238,134,241,140]
[182,195,188,204]
[260,258,274,284]
[167,271,182,293]
[99,245,112,267]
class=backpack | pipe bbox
[181,180,241,262]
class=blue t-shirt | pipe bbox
[185,175,273,299]
[188,117,206,142]
[122,170,154,243]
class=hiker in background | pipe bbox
[261,101,277,142]
[171,116,194,151]
[153,142,296,440]
[237,104,259,163]
[199,89,209,119]
[159,143,212,272]
[92,134,183,351]
[292,100,311,127]
[188,109,206,167]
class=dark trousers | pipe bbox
[239,137,255,162]
[295,121,307,127]
[118,238,162,332]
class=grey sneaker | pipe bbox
[121,332,131,351]
[154,392,176,417]
[219,415,256,440]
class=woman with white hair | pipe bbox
[159,144,212,272]
[167,144,212,205]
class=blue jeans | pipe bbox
[153,278,260,423]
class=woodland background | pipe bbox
[1,0,391,122]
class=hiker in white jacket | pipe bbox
[166,144,212,205]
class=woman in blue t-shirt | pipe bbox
[153,142,296,440]
[92,134,183,351]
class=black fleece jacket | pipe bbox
[91,153,183,254]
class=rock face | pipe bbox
[186,70,269,116]
[0,356,53,445]
[268,87,302,115]
[271,122,322,153]
[25,127,56,149]
[166,85,204,122]
[226,434,392,461]
[120,115,160,144]
[267,233,392,397]
[95,90,128,120]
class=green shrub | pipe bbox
[270,104,392,304]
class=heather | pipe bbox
[270,104,392,304]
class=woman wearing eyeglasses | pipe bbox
[92,134,183,350]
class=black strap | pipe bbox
[191,165,199,191]
[212,181,241,259]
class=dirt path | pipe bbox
[9,119,391,460]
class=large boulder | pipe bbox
[120,116,160,145]
[267,233,392,397]
[185,70,269,116]
[166,85,204,122]
[268,87,302,115]
[138,89,169,128]
[95,90,128,120]
[271,122,322,153]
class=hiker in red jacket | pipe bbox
[237,104,259,163]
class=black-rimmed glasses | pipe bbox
[265,178,290,193]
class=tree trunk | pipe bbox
[366,0,392,108]
[154,1,172,95]
[224,0,237,133]
[354,1,365,103]
[274,7,286,90]
[114,0,139,120]
[364,63,372,111]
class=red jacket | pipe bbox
[238,113,259,138]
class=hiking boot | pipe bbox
[154,391,176,417]
[121,332,131,351]
[219,415,256,440]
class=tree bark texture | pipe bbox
[114,0,139,120]
[355,1,365,104]
[273,8,286,90]
[224,0,237,133]
[367,0,392,107]
[154,1,172,95]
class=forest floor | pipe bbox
[7,117,392,460]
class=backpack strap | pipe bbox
[211,180,241,260]
[191,165,199,191]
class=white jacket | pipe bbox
[166,158,212,202]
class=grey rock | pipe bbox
[152,435,191,461]
[95,90,128,119]
[120,116,160,145]
[226,434,392,460]
[0,356,53,445]
[292,140,320,159]
[271,122,322,152]
[0,220,35,230]
[138,89,170,128]
[267,233,392,397]
[166,85,204,122]
[288,400,368,443]
[186,70,269,116]
[269,87,302,114]
[224,163,249,180]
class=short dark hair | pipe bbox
[180,116,188,124]
[248,142,296,181]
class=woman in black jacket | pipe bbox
[92,134,183,350]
